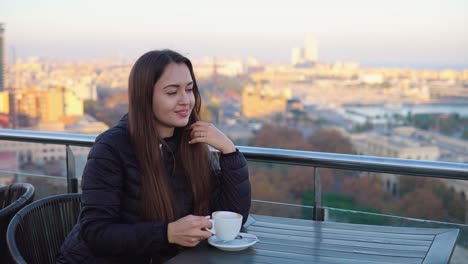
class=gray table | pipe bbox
[166,214,460,264]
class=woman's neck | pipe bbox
[159,127,174,138]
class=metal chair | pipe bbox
[0,183,35,263]
[6,193,81,264]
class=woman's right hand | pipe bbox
[167,214,213,247]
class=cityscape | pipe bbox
[0,3,468,259]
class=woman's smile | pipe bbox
[175,109,190,118]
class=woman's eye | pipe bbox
[186,88,193,92]
[167,92,177,95]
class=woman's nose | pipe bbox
[178,91,190,104]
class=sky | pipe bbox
[1,0,468,69]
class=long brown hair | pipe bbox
[128,50,212,221]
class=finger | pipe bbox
[206,221,213,229]
[190,218,211,229]
[191,126,207,132]
[190,126,207,134]
[189,131,210,142]
[183,214,196,221]
[194,130,208,138]
[184,239,199,247]
[201,218,212,229]
[190,131,207,140]
[191,216,212,227]
[200,231,213,239]
[188,137,207,144]
[191,229,213,239]
[189,219,205,229]
[190,218,212,230]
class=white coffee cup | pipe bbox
[206,211,243,241]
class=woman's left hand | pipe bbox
[189,121,236,154]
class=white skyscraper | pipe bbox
[303,35,318,62]
[292,35,319,67]
[291,47,303,65]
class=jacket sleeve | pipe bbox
[211,149,251,225]
[79,140,170,257]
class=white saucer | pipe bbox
[208,232,258,251]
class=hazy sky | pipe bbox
[1,0,467,68]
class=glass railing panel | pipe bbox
[248,161,316,219]
[0,140,67,176]
[251,200,314,219]
[0,140,91,196]
[0,171,67,199]
[319,169,466,225]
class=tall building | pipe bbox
[57,86,84,116]
[15,86,84,124]
[38,89,65,122]
[8,91,16,128]
[0,91,9,128]
[0,23,5,91]
[0,91,9,113]
[291,34,318,66]
[291,47,303,65]
[303,35,318,62]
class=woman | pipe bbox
[57,50,251,263]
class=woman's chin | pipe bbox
[174,120,190,128]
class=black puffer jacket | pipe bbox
[57,115,251,263]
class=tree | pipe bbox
[287,166,314,197]
[398,175,465,223]
[248,165,302,218]
[342,176,390,211]
[307,129,355,154]
[305,129,357,193]
[250,124,310,150]
[396,188,444,221]
[84,99,100,117]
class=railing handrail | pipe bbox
[1,128,467,180]
[0,129,96,146]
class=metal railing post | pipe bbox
[66,145,78,193]
[313,167,325,221]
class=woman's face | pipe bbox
[152,63,195,138]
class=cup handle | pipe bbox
[204,219,216,234]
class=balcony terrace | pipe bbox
[1,129,467,263]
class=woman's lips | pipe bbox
[175,109,189,117]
